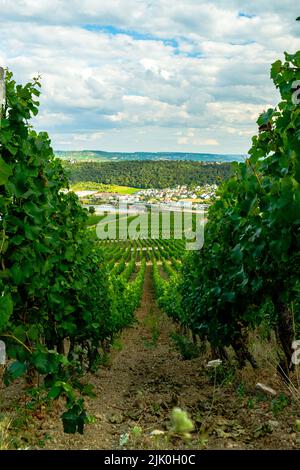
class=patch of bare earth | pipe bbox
[2,266,300,449]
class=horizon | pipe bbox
[55,149,245,155]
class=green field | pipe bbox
[70,181,140,194]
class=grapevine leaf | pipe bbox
[0,156,12,185]
[4,360,27,384]
[0,293,13,331]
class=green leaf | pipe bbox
[81,383,96,398]
[61,412,77,434]
[222,292,236,303]
[271,60,282,79]
[0,156,12,185]
[11,235,24,246]
[48,384,62,400]
[231,244,243,262]
[27,325,40,341]
[257,108,274,127]
[31,352,49,374]
[61,408,86,434]
[0,293,13,331]
[10,264,24,285]
[77,412,86,435]
[6,143,18,156]
[4,360,27,384]
[12,325,26,342]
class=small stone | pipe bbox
[207,359,222,368]
[224,441,236,448]
[108,413,123,424]
[150,430,165,436]
[256,383,277,396]
[268,420,280,430]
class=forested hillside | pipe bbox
[63,160,233,189]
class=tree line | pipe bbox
[62,160,234,189]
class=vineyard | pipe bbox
[100,239,184,264]
[0,72,150,435]
[1,48,300,450]
[0,67,190,437]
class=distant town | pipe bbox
[69,183,218,214]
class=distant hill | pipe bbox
[55,150,245,163]
[63,160,234,189]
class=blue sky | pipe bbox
[0,0,299,153]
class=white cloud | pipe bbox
[0,1,299,152]
[202,139,219,146]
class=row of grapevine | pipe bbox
[120,254,137,281]
[0,72,145,433]
[162,259,176,278]
[111,259,146,330]
[178,52,300,370]
[98,238,186,263]
[152,260,184,325]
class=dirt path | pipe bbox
[39,266,299,450]
[43,266,208,449]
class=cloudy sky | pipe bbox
[0,1,299,153]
